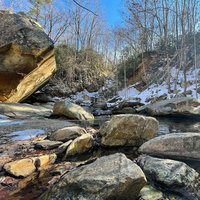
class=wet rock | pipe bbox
[50,162,74,176]
[49,126,86,142]
[64,133,93,157]
[57,140,73,154]
[100,114,159,147]
[53,100,94,122]
[112,101,144,114]
[137,97,200,116]
[139,132,200,161]
[0,103,52,118]
[139,185,164,200]
[3,158,36,177]
[137,156,200,199]
[35,140,63,150]
[0,10,56,103]
[33,154,57,170]
[41,153,147,200]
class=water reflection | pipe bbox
[8,129,45,140]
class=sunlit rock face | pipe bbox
[0,10,56,102]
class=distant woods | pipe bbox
[0,0,114,96]
[115,0,200,95]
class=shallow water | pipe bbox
[0,119,25,126]
[8,129,46,140]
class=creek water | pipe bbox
[1,114,200,200]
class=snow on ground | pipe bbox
[118,67,199,104]
[70,67,199,106]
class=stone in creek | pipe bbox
[139,132,200,161]
[53,100,95,122]
[3,158,36,177]
[3,154,57,177]
[137,155,200,200]
[57,140,73,154]
[33,154,57,170]
[49,126,86,142]
[100,114,159,147]
[35,140,63,150]
[40,153,147,200]
[64,133,93,157]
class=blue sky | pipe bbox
[101,0,123,26]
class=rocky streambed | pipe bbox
[1,98,200,200]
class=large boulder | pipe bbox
[40,153,147,200]
[0,10,56,103]
[137,156,200,199]
[100,114,159,147]
[139,132,200,161]
[53,100,95,122]
[137,97,200,116]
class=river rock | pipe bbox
[0,10,56,103]
[40,153,147,200]
[33,154,57,170]
[49,126,86,142]
[139,185,164,200]
[139,132,200,161]
[100,114,159,147]
[35,140,63,150]
[64,133,93,157]
[53,100,95,122]
[57,140,73,154]
[137,97,200,116]
[137,156,200,199]
[4,158,36,177]
[3,154,57,177]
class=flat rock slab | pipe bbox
[3,154,57,177]
[137,97,200,116]
[139,132,200,161]
[0,103,52,118]
[41,153,147,200]
[53,100,95,122]
[4,158,36,177]
[35,140,63,150]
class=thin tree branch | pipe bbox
[72,0,98,16]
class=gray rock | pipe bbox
[64,133,93,157]
[137,156,200,199]
[139,185,164,200]
[139,132,200,161]
[100,114,159,147]
[137,97,200,116]
[49,126,86,142]
[57,140,73,154]
[53,100,94,122]
[40,153,147,200]
[0,103,52,118]
[35,140,63,150]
